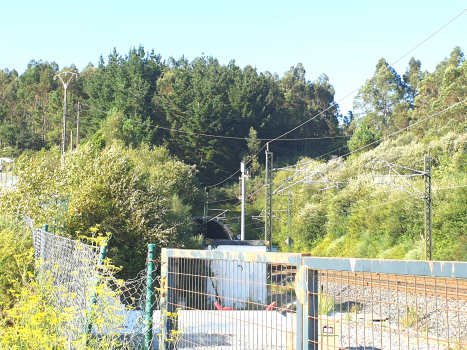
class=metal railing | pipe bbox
[159,250,467,350]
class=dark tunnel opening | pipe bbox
[193,216,236,240]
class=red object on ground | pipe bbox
[214,301,235,310]
[266,301,276,311]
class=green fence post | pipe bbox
[160,248,169,350]
[145,243,157,350]
[86,241,108,338]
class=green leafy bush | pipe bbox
[0,215,32,310]
[0,143,202,278]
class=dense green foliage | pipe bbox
[209,47,467,261]
[0,216,32,309]
[0,143,201,278]
[0,49,340,184]
[2,45,467,262]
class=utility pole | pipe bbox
[240,162,247,240]
[265,143,273,251]
[203,188,208,238]
[424,156,432,260]
[54,72,78,154]
[76,102,81,148]
[287,192,292,241]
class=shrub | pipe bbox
[0,235,135,350]
[0,143,202,278]
[0,215,32,310]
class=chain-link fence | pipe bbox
[31,228,161,349]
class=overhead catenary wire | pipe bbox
[310,195,414,219]
[206,175,292,205]
[434,184,467,191]
[301,184,467,220]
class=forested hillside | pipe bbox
[0,47,340,184]
[210,47,467,260]
[1,45,467,261]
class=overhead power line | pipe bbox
[0,63,28,71]
[265,6,467,145]
[79,102,348,189]
[80,103,349,141]
[276,98,467,188]
[341,98,467,158]
[205,7,467,188]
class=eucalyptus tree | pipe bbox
[353,58,405,135]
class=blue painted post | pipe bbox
[295,280,304,350]
[305,269,319,350]
[86,241,108,338]
[145,244,157,350]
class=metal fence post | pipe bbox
[166,256,178,350]
[145,244,157,350]
[160,249,169,350]
[295,264,305,350]
[40,224,48,261]
[86,241,107,337]
[160,249,177,350]
[305,269,319,350]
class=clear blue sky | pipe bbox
[1,0,466,114]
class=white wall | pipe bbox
[206,245,268,309]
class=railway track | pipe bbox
[270,264,467,301]
[318,271,467,301]
[270,266,467,301]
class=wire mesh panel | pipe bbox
[32,228,100,316]
[161,249,304,350]
[31,228,160,349]
[303,258,467,350]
